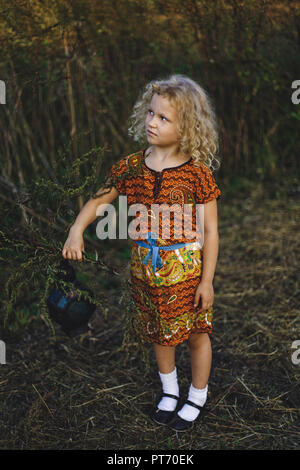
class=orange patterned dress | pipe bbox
[108,149,221,346]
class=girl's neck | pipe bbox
[145,146,188,165]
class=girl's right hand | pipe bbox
[62,227,85,262]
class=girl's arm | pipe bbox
[194,199,219,311]
[62,185,119,262]
[201,198,219,284]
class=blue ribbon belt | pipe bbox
[134,232,188,273]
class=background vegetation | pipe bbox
[0,0,299,450]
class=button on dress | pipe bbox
[108,149,221,346]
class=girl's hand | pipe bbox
[194,280,214,312]
[62,227,85,262]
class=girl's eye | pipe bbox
[148,110,167,121]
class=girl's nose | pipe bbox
[149,118,158,128]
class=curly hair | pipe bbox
[128,74,221,171]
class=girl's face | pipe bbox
[145,93,180,148]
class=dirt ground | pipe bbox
[0,177,299,450]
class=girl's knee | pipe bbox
[188,332,209,350]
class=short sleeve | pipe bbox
[196,164,221,204]
[107,158,127,195]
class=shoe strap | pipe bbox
[161,393,179,401]
[185,400,205,411]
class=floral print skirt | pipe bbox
[128,238,213,346]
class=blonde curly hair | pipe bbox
[128,74,221,171]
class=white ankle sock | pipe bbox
[157,367,179,412]
[178,383,208,422]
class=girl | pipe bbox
[62,74,221,432]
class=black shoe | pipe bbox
[151,393,179,426]
[168,400,206,432]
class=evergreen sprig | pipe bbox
[0,144,123,336]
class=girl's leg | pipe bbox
[153,343,175,373]
[153,343,179,411]
[177,332,211,422]
[188,332,212,389]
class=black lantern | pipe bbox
[47,259,97,337]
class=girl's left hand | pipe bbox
[194,281,214,312]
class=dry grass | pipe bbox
[0,177,299,450]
